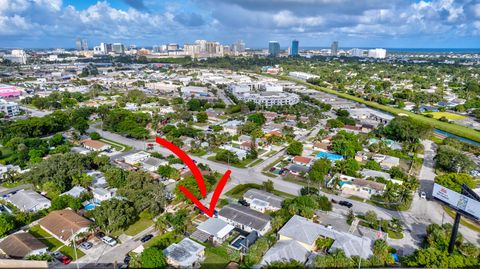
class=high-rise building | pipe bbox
[233,40,245,53]
[167,43,179,51]
[75,37,82,51]
[81,39,88,51]
[290,40,299,56]
[269,41,280,57]
[112,43,125,54]
[331,41,338,56]
[3,50,27,64]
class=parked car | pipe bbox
[79,241,93,250]
[140,234,153,243]
[95,231,105,239]
[420,191,427,199]
[102,236,118,247]
[238,199,250,207]
[124,255,132,264]
[52,251,71,265]
[339,200,353,208]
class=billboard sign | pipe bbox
[432,183,480,220]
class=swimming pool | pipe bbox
[316,151,344,161]
[230,236,245,249]
[84,203,97,211]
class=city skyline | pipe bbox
[0,0,479,49]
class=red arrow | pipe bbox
[155,136,231,217]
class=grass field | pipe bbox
[59,245,85,261]
[124,218,154,236]
[224,183,296,199]
[281,76,480,143]
[29,225,63,251]
[443,206,480,233]
[424,112,466,120]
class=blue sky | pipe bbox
[0,0,479,48]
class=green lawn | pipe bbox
[261,172,277,178]
[99,138,133,152]
[281,76,480,143]
[224,183,296,200]
[124,218,154,236]
[247,158,264,167]
[207,156,256,168]
[144,231,181,249]
[424,112,466,120]
[29,225,63,251]
[201,249,230,269]
[59,245,85,261]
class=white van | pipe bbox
[101,236,118,247]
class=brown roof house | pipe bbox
[0,232,48,259]
[38,209,93,244]
[80,139,111,152]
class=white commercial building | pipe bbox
[236,92,300,107]
[367,48,387,59]
[0,99,20,117]
[289,72,320,81]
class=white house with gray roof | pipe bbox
[163,238,205,268]
[277,215,373,259]
[4,190,51,212]
[191,218,234,244]
[218,204,271,235]
[261,240,311,266]
[243,189,284,213]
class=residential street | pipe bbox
[87,125,480,254]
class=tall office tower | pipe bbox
[167,43,179,51]
[75,37,82,51]
[269,41,280,57]
[290,40,299,56]
[331,41,338,56]
[112,43,125,54]
[234,40,246,53]
[350,48,365,57]
[81,39,88,51]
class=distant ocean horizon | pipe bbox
[297,47,480,53]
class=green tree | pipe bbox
[0,213,16,237]
[196,111,208,123]
[372,239,394,265]
[364,160,381,171]
[89,132,102,140]
[331,131,362,158]
[91,199,137,234]
[308,158,331,188]
[435,145,475,173]
[263,180,274,192]
[286,141,303,156]
[435,173,476,192]
[215,149,240,164]
[314,249,354,268]
[247,113,266,126]
[335,159,360,177]
[384,116,431,144]
[140,247,167,269]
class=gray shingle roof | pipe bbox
[218,204,271,231]
[278,215,373,259]
[243,189,284,209]
[6,190,50,211]
[261,240,309,265]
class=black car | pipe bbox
[140,234,153,243]
[124,255,132,264]
[339,201,353,208]
[238,199,250,207]
[95,231,105,239]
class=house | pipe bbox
[330,174,386,199]
[285,164,310,175]
[87,171,107,188]
[355,151,369,162]
[61,186,87,198]
[380,156,400,170]
[292,156,313,167]
[237,135,252,143]
[141,157,168,172]
[38,209,93,243]
[5,190,51,212]
[218,204,271,235]
[222,120,243,135]
[123,151,151,165]
[0,164,21,177]
[0,232,48,259]
[163,238,205,268]
[92,188,116,203]
[0,259,48,268]
[360,169,403,185]
[239,141,253,151]
[278,215,373,258]
[261,239,310,266]
[243,189,284,212]
[191,218,234,244]
[219,145,247,160]
[312,142,329,152]
[80,139,111,152]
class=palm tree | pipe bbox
[155,216,169,234]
